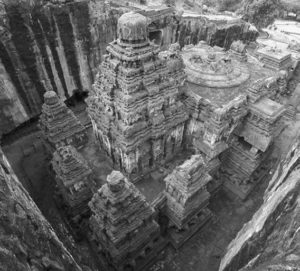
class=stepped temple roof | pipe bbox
[89,171,159,267]
[87,11,188,178]
[164,154,211,230]
[52,145,93,189]
[257,46,293,71]
[39,90,87,148]
[250,97,285,119]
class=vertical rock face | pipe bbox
[0,0,120,134]
[219,136,300,271]
[0,146,82,271]
[176,15,258,50]
[0,64,28,135]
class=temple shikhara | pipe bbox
[39,91,88,149]
[52,145,95,220]
[30,5,300,271]
[164,154,212,247]
[89,171,162,271]
[87,12,188,180]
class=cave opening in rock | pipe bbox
[65,89,89,107]
[149,30,162,45]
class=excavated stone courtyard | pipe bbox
[1,1,300,271]
[3,105,300,270]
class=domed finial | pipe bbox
[117,12,148,43]
[107,171,125,193]
[44,90,59,105]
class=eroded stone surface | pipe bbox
[0,147,82,271]
[219,135,300,271]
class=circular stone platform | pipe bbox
[182,45,250,89]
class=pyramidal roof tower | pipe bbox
[52,145,95,218]
[89,170,162,270]
[39,91,87,149]
[87,11,187,180]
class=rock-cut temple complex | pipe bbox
[34,9,300,271]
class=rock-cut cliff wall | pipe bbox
[0,0,120,136]
[219,135,300,271]
[0,146,83,271]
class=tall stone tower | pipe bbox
[52,145,95,219]
[89,170,161,270]
[164,154,211,228]
[164,154,212,247]
[39,90,87,149]
[87,11,187,179]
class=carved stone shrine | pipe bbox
[39,91,88,149]
[52,145,95,219]
[164,154,212,247]
[89,170,163,271]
